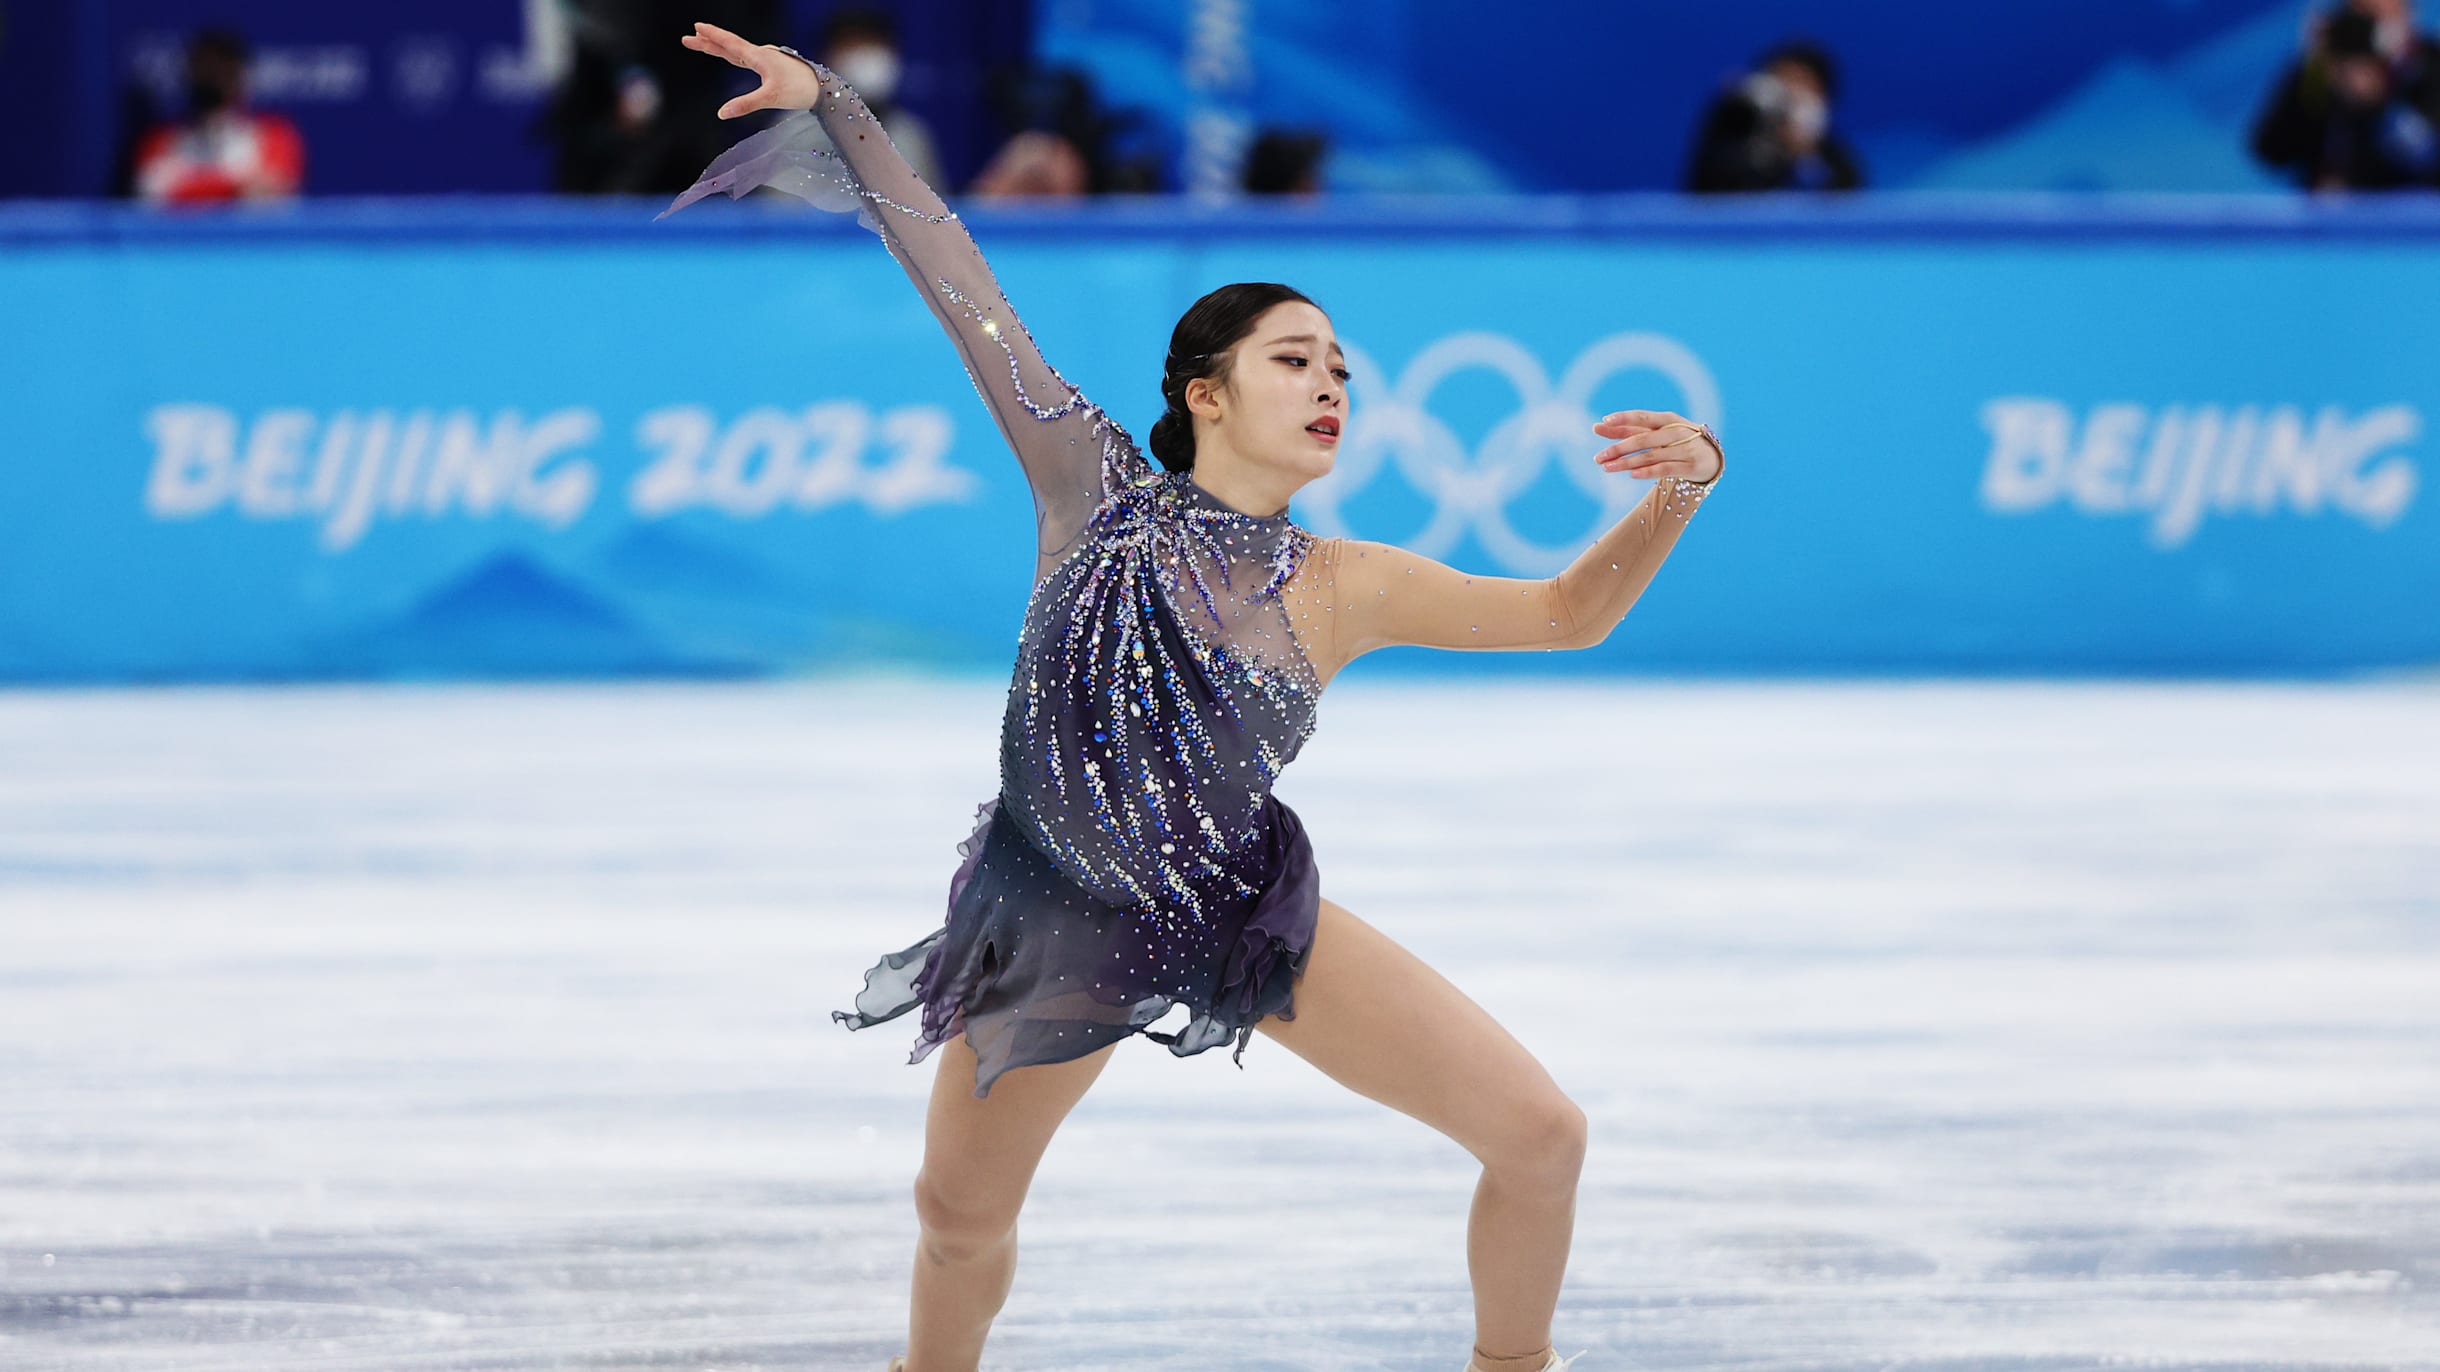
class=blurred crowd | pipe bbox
[2251,0,2440,190]
[114,0,2440,208]
[1680,0,2440,194]
[1682,39,1863,193]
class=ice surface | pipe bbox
[2,676,2436,1371]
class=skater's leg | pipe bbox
[1255,896,1585,1369]
[904,1031,1117,1372]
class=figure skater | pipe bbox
[664,23,1725,1372]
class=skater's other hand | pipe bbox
[1592,410,1723,483]
[680,22,822,118]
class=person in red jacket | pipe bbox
[133,28,305,205]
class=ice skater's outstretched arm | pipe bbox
[1313,411,1723,673]
[670,23,1136,562]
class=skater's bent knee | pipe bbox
[1476,1093,1588,1183]
[911,1168,1021,1260]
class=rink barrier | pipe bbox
[2,195,2434,681]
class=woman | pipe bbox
[666,22,1724,1372]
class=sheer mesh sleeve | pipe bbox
[659,49,1148,564]
[1315,466,1722,676]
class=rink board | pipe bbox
[1,198,2434,681]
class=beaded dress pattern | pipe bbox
[666,54,1327,1097]
[665,52,1721,1099]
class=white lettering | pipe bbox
[2330,405,2420,529]
[423,410,522,516]
[238,408,316,517]
[145,402,961,548]
[517,409,600,527]
[794,402,871,510]
[2131,406,2187,507]
[2152,407,2227,549]
[1977,398,2070,511]
[249,47,371,103]
[625,402,974,518]
[2208,406,2262,512]
[2067,403,2145,513]
[706,407,802,517]
[631,407,717,517]
[1981,398,2423,548]
[144,405,238,517]
[384,411,435,515]
[868,407,975,513]
[2250,407,2324,515]
[304,412,359,513]
[1184,0,1251,91]
[322,411,394,553]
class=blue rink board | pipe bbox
[1,196,2434,682]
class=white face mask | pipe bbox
[1787,91,1828,145]
[1738,71,1791,116]
[831,46,901,103]
[2377,15,2411,60]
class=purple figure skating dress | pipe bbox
[666,52,1723,1098]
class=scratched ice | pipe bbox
[2,676,2436,1371]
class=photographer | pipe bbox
[2251,1,2440,191]
[1683,39,1863,193]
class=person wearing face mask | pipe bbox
[2251,0,2440,190]
[542,0,781,194]
[1683,39,1863,193]
[131,28,305,205]
[819,7,945,191]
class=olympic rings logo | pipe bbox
[1298,331,1722,576]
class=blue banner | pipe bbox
[1,198,2433,681]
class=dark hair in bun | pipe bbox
[1148,282,1320,473]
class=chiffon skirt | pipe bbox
[833,792,1321,1098]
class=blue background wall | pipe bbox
[2,196,2433,683]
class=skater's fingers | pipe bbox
[1597,451,1702,480]
[1594,455,1673,479]
[1597,429,1696,463]
[681,32,752,71]
[689,22,765,68]
[1604,431,1691,458]
[717,86,775,120]
[1593,409,1684,436]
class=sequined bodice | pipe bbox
[663,51,1722,935]
[998,467,1321,930]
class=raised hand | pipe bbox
[1592,410,1724,483]
[679,21,822,119]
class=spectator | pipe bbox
[541,0,779,195]
[820,7,946,190]
[1683,39,1863,193]
[2251,1,2440,191]
[1243,128,1328,195]
[973,63,1159,197]
[970,130,1092,199]
[132,28,304,205]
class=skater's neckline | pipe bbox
[1182,470,1293,524]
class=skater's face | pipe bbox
[1186,300,1346,487]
